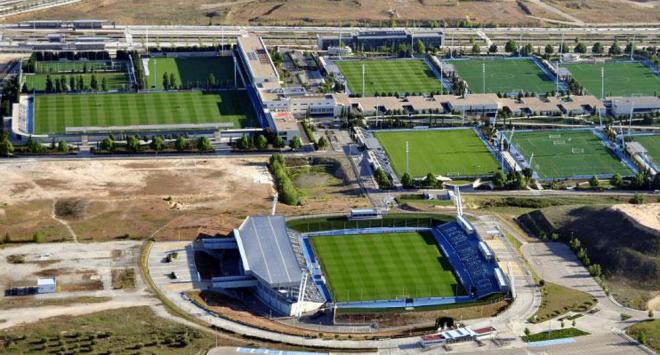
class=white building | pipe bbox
[37,278,56,294]
[609,96,660,117]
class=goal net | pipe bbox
[553,140,566,145]
[572,148,584,154]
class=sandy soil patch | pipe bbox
[611,203,660,237]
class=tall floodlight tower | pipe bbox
[628,103,635,139]
[630,35,636,61]
[482,62,486,93]
[559,32,564,62]
[601,66,605,100]
[518,31,523,57]
[555,61,560,96]
[362,63,365,98]
[405,141,410,176]
[221,26,225,49]
[233,55,238,88]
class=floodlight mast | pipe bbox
[362,63,365,98]
[482,62,486,94]
[405,141,410,176]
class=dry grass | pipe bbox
[111,268,136,290]
[0,296,111,311]
[544,0,660,23]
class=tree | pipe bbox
[588,176,600,189]
[638,330,647,345]
[574,42,587,54]
[127,136,140,153]
[488,44,498,53]
[45,75,54,92]
[101,77,108,91]
[69,76,76,91]
[255,134,268,150]
[423,173,438,188]
[492,171,506,188]
[32,231,45,243]
[26,136,44,153]
[90,75,98,91]
[0,130,14,156]
[197,136,213,152]
[77,76,84,91]
[631,192,645,205]
[414,39,426,55]
[592,42,604,55]
[521,43,534,56]
[649,309,655,318]
[560,320,565,328]
[100,137,115,152]
[401,172,413,189]
[2,232,9,244]
[544,44,554,55]
[150,136,165,152]
[653,173,660,190]
[610,173,623,188]
[504,40,517,53]
[57,141,69,153]
[289,136,302,149]
[316,136,329,150]
[609,41,622,55]
[572,319,576,327]
[273,135,285,149]
[374,167,392,189]
[624,42,635,55]
[471,44,480,54]
[207,73,216,88]
[175,136,190,152]
[169,73,177,89]
[524,328,530,337]
[162,73,170,90]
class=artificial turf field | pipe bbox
[450,58,555,94]
[336,59,442,96]
[563,62,659,97]
[512,130,633,179]
[310,232,461,302]
[145,56,238,90]
[24,72,130,92]
[33,91,256,134]
[633,135,660,166]
[375,129,500,178]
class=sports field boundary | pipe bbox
[299,227,474,309]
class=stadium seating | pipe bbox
[432,222,506,298]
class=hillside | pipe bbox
[517,204,660,309]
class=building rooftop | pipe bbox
[609,96,660,107]
[234,216,302,288]
[270,111,299,132]
[237,35,279,82]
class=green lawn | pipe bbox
[24,72,129,92]
[375,129,500,178]
[512,129,633,179]
[522,328,589,342]
[33,90,256,134]
[450,58,555,94]
[633,135,660,166]
[336,59,442,96]
[35,60,125,74]
[146,56,238,90]
[627,320,660,351]
[311,231,461,302]
[564,62,659,97]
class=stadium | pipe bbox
[198,207,510,316]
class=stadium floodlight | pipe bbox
[555,61,560,96]
[482,62,486,94]
[601,66,605,100]
[362,63,365,98]
[630,34,635,61]
[405,141,410,175]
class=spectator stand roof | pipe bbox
[234,216,303,288]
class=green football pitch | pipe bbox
[633,135,660,166]
[145,56,238,90]
[375,129,500,178]
[336,59,442,96]
[512,130,633,179]
[35,60,126,74]
[24,72,130,92]
[33,91,257,134]
[450,58,556,94]
[311,232,462,302]
[563,62,659,97]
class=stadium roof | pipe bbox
[234,216,302,288]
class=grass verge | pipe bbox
[529,282,596,323]
[522,327,589,342]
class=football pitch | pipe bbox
[375,129,500,178]
[311,232,461,302]
[563,62,659,97]
[633,135,660,166]
[24,72,130,92]
[33,91,257,134]
[145,56,238,90]
[450,58,555,94]
[35,60,126,74]
[336,59,442,96]
[512,130,633,179]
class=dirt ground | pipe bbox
[611,203,660,236]
[544,0,660,23]
[0,158,274,242]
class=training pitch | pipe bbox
[145,56,238,90]
[33,90,256,134]
[512,130,633,179]
[450,58,555,94]
[375,129,500,178]
[35,60,126,74]
[311,231,461,302]
[563,62,659,97]
[633,135,660,166]
[336,59,442,96]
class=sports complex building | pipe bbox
[199,211,509,316]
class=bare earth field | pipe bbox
[3,0,658,25]
[0,158,274,242]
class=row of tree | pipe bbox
[36,74,109,93]
[498,39,635,56]
[269,154,300,205]
[98,135,212,153]
[400,172,442,189]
